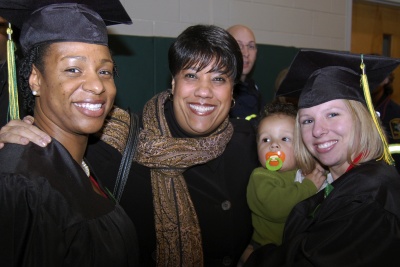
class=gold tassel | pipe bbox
[7,22,19,121]
[360,54,394,165]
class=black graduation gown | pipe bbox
[0,140,138,266]
[86,113,259,266]
[245,160,400,267]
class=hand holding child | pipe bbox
[304,163,327,190]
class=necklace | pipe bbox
[81,160,90,177]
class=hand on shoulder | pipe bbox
[0,116,51,149]
[304,163,327,190]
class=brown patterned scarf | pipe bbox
[134,91,233,267]
[95,106,131,154]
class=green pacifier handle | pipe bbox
[266,157,283,171]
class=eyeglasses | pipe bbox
[237,42,257,51]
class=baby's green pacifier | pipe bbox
[265,151,286,171]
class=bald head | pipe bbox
[227,25,255,39]
[227,25,257,81]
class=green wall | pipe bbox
[109,35,299,113]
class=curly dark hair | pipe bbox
[260,101,298,121]
[18,43,51,114]
[18,43,117,114]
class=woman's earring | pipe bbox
[32,90,38,96]
[231,98,236,108]
[168,92,173,101]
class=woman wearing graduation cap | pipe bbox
[0,23,259,266]
[0,3,138,266]
[244,49,400,266]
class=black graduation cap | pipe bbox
[277,49,400,165]
[0,0,132,29]
[276,49,400,109]
[0,1,131,122]
[0,1,132,53]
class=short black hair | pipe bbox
[260,101,298,121]
[168,24,243,83]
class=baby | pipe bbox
[238,101,331,266]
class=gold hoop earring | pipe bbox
[231,98,236,108]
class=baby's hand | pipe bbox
[304,163,327,190]
[0,116,51,149]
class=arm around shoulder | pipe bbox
[95,106,134,154]
[0,117,51,148]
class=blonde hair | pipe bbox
[294,100,384,174]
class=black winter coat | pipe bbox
[86,105,259,267]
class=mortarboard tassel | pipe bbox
[7,22,19,121]
[360,54,394,165]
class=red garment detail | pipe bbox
[345,153,363,172]
[89,175,108,198]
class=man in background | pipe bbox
[227,25,265,126]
